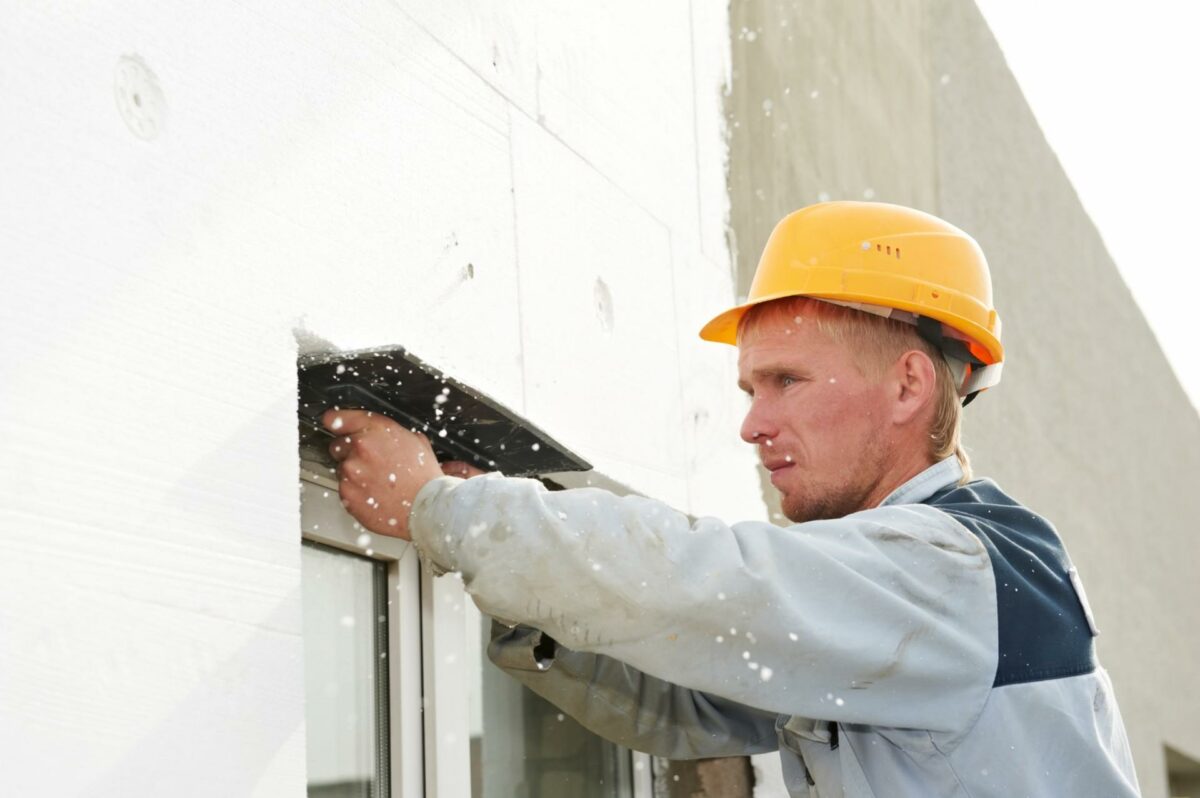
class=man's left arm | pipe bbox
[486,622,780,759]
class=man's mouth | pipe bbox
[763,459,794,482]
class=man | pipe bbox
[326,202,1140,796]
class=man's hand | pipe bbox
[440,460,489,479]
[323,409,444,540]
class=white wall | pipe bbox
[0,2,763,794]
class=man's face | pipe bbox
[737,312,893,523]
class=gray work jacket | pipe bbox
[410,457,1140,797]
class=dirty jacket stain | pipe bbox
[410,457,1140,797]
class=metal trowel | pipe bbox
[297,346,591,477]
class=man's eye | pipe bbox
[780,375,798,387]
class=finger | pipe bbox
[322,408,376,435]
[337,458,371,489]
[337,474,365,508]
[328,435,354,462]
[441,460,486,478]
[338,475,382,515]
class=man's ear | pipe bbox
[891,349,938,425]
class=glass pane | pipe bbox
[302,542,390,798]
[466,602,633,798]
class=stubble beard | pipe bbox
[779,444,890,524]
[782,484,874,524]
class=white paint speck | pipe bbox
[760,666,774,681]
[330,416,344,430]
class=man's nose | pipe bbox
[739,397,779,444]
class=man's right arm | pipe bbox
[488,622,780,760]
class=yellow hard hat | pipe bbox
[700,201,1003,399]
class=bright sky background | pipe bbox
[974,1,1200,413]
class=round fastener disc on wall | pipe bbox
[114,54,166,141]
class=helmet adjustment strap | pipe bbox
[914,316,1002,405]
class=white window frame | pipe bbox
[300,457,654,798]
[300,458,425,797]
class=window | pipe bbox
[300,462,423,798]
[463,604,637,798]
[298,345,652,797]
[300,461,651,797]
[301,541,390,798]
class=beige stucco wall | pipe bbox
[728,1,1200,796]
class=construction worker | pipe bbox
[326,202,1140,796]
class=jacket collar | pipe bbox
[879,456,963,507]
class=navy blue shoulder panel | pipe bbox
[924,480,1097,687]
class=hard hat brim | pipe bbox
[699,290,1003,366]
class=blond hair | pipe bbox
[737,296,971,480]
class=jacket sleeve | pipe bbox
[487,622,780,759]
[410,473,998,735]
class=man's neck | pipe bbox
[863,452,939,510]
